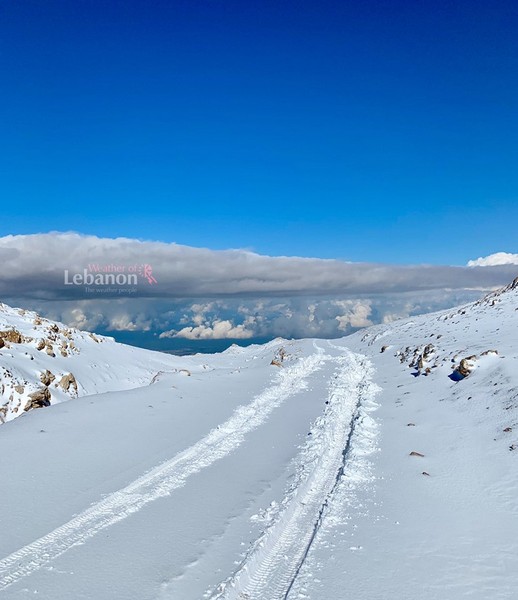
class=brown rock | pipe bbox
[40,370,55,386]
[0,329,23,344]
[25,387,51,411]
[59,373,78,393]
[457,356,477,378]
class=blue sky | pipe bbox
[1,0,517,265]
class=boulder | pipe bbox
[25,387,51,411]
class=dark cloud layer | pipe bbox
[0,233,516,300]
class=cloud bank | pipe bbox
[0,233,516,343]
[0,233,516,300]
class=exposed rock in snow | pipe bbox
[0,301,186,423]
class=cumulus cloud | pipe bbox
[160,318,255,340]
[0,232,516,301]
[333,300,373,330]
[108,314,152,332]
[467,252,518,267]
[8,287,491,342]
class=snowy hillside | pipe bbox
[0,279,517,599]
[0,303,192,423]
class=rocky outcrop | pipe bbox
[59,373,78,393]
[271,347,288,367]
[24,387,51,411]
[456,356,477,378]
[0,329,24,345]
[40,370,55,386]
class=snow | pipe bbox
[0,279,517,599]
[0,302,194,423]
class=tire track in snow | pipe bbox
[209,349,379,600]
[0,350,327,591]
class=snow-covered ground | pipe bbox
[0,279,517,599]
[0,302,195,423]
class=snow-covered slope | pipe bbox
[0,279,517,599]
[288,276,518,600]
[0,303,192,423]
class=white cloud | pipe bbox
[160,318,255,340]
[467,252,518,267]
[68,308,92,330]
[333,300,373,330]
[11,287,490,342]
[108,314,151,332]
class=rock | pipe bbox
[271,347,287,367]
[40,370,55,386]
[36,339,46,351]
[380,345,388,353]
[417,344,435,370]
[458,356,477,377]
[451,355,478,380]
[25,387,51,411]
[59,373,78,393]
[409,451,425,457]
[0,329,23,344]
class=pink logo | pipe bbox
[139,264,158,285]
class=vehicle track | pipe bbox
[0,350,327,591]
[209,349,377,600]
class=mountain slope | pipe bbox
[0,279,517,599]
[289,277,518,600]
[0,303,192,423]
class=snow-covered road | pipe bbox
[209,348,378,600]
[0,339,378,599]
